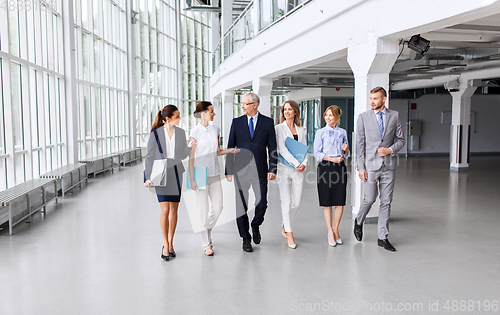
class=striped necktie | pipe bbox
[377,111,384,136]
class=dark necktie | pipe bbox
[249,117,254,138]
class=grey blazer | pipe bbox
[144,126,191,183]
[356,108,405,171]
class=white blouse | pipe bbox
[164,126,175,159]
[189,123,221,177]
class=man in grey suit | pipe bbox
[353,86,405,251]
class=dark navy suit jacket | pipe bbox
[225,113,278,178]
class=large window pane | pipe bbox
[44,74,52,145]
[8,10,20,57]
[15,154,25,184]
[82,32,90,81]
[0,159,6,191]
[30,69,40,147]
[84,85,91,138]
[56,78,63,144]
[82,0,89,30]
[32,151,40,178]
[94,38,101,83]
[11,63,24,151]
[0,60,5,155]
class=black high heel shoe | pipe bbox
[169,251,176,258]
[161,246,170,261]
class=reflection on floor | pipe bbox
[1,155,499,315]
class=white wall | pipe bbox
[287,88,354,102]
[390,94,500,155]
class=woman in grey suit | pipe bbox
[144,105,196,261]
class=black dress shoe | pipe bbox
[169,251,176,258]
[353,218,363,241]
[378,239,396,251]
[252,228,261,244]
[242,240,253,252]
[161,246,170,261]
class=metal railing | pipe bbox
[213,0,311,73]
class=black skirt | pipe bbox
[317,161,347,207]
[156,163,183,203]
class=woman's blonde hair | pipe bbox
[280,100,301,126]
[324,105,342,126]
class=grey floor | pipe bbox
[1,156,500,315]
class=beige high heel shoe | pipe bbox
[204,247,214,256]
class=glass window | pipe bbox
[41,4,48,68]
[93,0,101,35]
[8,10,20,57]
[82,0,89,31]
[56,78,63,144]
[84,84,91,138]
[44,74,52,145]
[0,60,5,155]
[32,151,40,178]
[15,154,25,184]
[11,62,24,151]
[95,86,102,137]
[53,13,59,72]
[0,159,7,191]
[94,38,100,83]
[30,69,40,148]
[82,32,90,81]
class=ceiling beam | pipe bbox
[391,66,500,90]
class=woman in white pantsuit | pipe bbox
[275,100,307,249]
[188,101,239,256]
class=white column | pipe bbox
[221,90,234,147]
[210,1,221,53]
[62,0,79,164]
[212,94,222,132]
[449,81,477,170]
[252,77,273,117]
[347,36,399,221]
[221,0,234,34]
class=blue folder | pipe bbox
[186,167,208,190]
[278,137,309,169]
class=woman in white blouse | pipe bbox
[275,100,307,249]
[188,101,239,256]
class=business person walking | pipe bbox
[225,92,278,252]
[188,101,239,256]
[144,105,195,261]
[314,105,350,247]
[354,87,405,251]
[275,100,307,249]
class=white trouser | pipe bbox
[276,164,304,232]
[196,176,223,249]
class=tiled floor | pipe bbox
[1,155,499,315]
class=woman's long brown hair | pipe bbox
[151,105,178,130]
[280,100,301,126]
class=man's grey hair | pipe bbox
[244,92,260,105]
